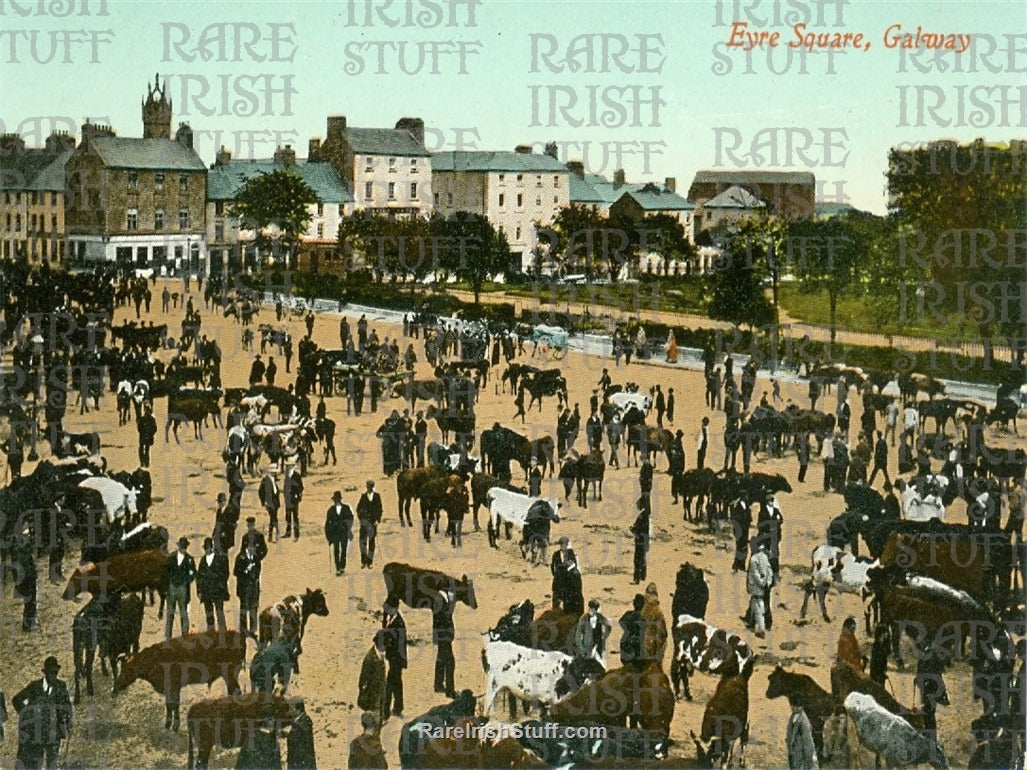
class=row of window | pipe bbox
[362,157,419,173]
[4,213,59,232]
[3,191,60,206]
[113,242,201,268]
[432,192,559,208]
[1,239,64,260]
[364,181,417,201]
[126,207,190,230]
[127,172,191,191]
[495,174,561,188]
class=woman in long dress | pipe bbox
[666,331,678,364]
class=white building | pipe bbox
[431,145,569,271]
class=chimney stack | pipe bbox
[0,133,26,158]
[308,137,322,161]
[395,117,425,148]
[80,121,115,148]
[613,169,626,188]
[665,177,676,193]
[544,141,558,160]
[175,122,194,149]
[566,160,585,177]
[215,146,233,167]
[514,144,532,155]
[327,116,347,143]
[275,145,297,166]
[45,130,75,154]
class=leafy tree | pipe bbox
[232,170,318,270]
[436,212,511,306]
[630,211,696,276]
[707,230,778,330]
[546,204,610,279]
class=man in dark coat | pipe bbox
[214,492,240,554]
[378,602,407,720]
[13,656,73,770]
[234,518,266,637]
[325,490,354,575]
[431,588,457,698]
[550,537,583,613]
[249,355,266,387]
[376,411,405,476]
[349,712,387,769]
[655,385,666,427]
[868,431,891,487]
[286,700,317,770]
[15,538,37,631]
[639,457,654,497]
[618,594,646,669]
[586,412,603,451]
[164,536,196,640]
[357,481,382,568]
[283,463,304,540]
[137,403,157,468]
[196,537,229,631]
[358,642,386,723]
[259,467,282,542]
[731,496,752,572]
[631,499,651,585]
[236,720,281,769]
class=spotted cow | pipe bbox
[672,614,753,701]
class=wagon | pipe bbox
[531,324,568,361]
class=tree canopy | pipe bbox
[232,170,318,267]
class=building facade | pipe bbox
[64,76,207,274]
[432,144,569,271]
[694,184,768,233]
[688,169,815,221]
[0,131,75,263]
[608,182,696,242]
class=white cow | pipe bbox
[844,692,948,769]
[77,477,138,524]
[487,488,559,531]
[481,637,573,715]
[609,392,652,413]
[799,545,879,624]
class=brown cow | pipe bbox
[417,716,548,769]
[383,562,477,611]
[830,662,925,730]
[880,530,1008,603]
[529,608,578,654]
[62,549,167,617]
[114,629,246,732]
[396,466,447,524]
[551,664,675,735]
[692,659,754,769]
[186,693,302,769]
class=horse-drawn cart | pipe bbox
[531,324,569,361]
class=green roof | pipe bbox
[617,188,693,211]
[207,160,353,203]
[692,169,815,186]
[568,173,649,206]
[703,185,767,209]
[815,201,861,218]
[0,149,72,192]
[432,151,568,173]
[89,137,206,172]
[345,127,429,157]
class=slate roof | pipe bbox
[616,187,694,211]
[814,201,861,218]
[702,184,767,209]
[432,151,568,173]
[89,137,206,171]
[567,173,649,206]
[345,127,429,157]
[0,150,73,191]
[692,169,815,186]
[207,160,353,204]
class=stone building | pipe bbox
[311,115,431,218]
[608,181,696,242]
[694,184,767,233]
[688,169,815,221]
[206,144,354,274]
[0,131,75,263]
[65,76,207,274]
[431,144,569,271]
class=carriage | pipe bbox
[531,324,568,361]
[111,323,167,351]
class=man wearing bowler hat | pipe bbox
[196,537,229,632]
[13,656,73,770]
[259,466,282,542]
[324,491,354,576]
[164,537,196,640]
[234,517,266,637]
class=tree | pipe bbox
[546,204,610,279]
[232,170,318,270]
[706,232,777,330]
[436,212,511,306]
[787,215,865,343]
[630,212,696,276]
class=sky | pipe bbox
[2,0,1025,213]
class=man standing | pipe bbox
[797,432,810,483]
[868,431,891,487]
[666,388,675,424]
[378,602,407,720]
[574,599,612,666]
[431,588,457,698]
[357,314,368,349]
[196,537,229,632]
[234,518,266,637]
[357,481,382,568]
[13,656,73,770]
[550,537,583,613]
[259,467,281,542]
[283,462,304,540]
[164,537,196,640]
[885,399,900,446]
[747,542,774,638]
[137,404,156,468]
[15,538,37,632]
[630,499,651,585]
[162,285,170,313]
[305,310,315,338]
[357,641,386,725]
[214,491,240,554]
[618,594,646,669]
[265,357,278,387]
[319,416,337,466]
[585,411,603,452]
[697,416,709,470]
[414,411,428,467]
[325,491,354,576]
[249,355,266,387]
[339,316,350,348]
[654,385,666,427]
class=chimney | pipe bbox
[45,130,75,154]
[514,144,532,155]
[274,145,297,166]
[544,141,558,160]
[80,121,115,148]
[395,117,425,148]
[215,146,232,167]
[175,122,194,149]
[613,169,626,188]
[308,137,322,161]
[665,177,676,193]
[566,160,585,178]
[0,133,26,158]
[327,115,347,143]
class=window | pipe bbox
[317,222,324,238]
[434,193,439,205]
[365,181,373,200]
[387,182,396,200]
[136,246,148,266]
[154,208,164,229]
[153,246,166,265]
[3,193,9,205]
[498,174,505,182]
[516,194,523,207]
[498,194,505,207]
[365,156,373,173]
[155,173,165,190]
[536,197,541,206]
[515,226,522,240]
[126,208,138,230]
[536,175,542,187]
[447,192,453,206]
[15,192,20,204]
[116,246,132,264]
[388,157,396,172]
[410,182,417,199]
[128,172,138,189]
[15,214,21,230]
[179,207,190,228]
[554,176,560,187]
[31,192,38,204]
[179,174,188,191]
[554,196,559,204]
[5,214,10,229]
[215,201,224,215]
[317,202,324,216]
[410,158,418,172]
[214,222,224,241]
[30,214,36,231]
[51,215,57,229]
[516,174,523,183]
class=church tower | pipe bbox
[142,73,172,139]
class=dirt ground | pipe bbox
[0,279,1020,769]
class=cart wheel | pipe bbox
[553,347,566,360]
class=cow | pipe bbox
[487,488,561,564]
[470,473,525,536]
[416,716,548,769]
[523,371,567,412]
[425,404,476,445]
[76,476,139,525]
[918,398,976,435]
[419,474,469,544]
[691,659,755,769]
[186,694,302,770]
[481,639,584,716]
[609,392,652,413]
[672,468,718,522]
[383,562,477,612]
[72,590,144,703]
[898,372,945,404]
[54,430,101,458]
[398,691,478,769]
[166,387,222,442]
[114,630,247,732]
[394,377,445,411]
[63,549,167,617]
[671,614,753,702]
[558,450,605,507]
[844,692,948,769]
[984,398,1020,434]
[396,466,446,524]
[626,424,674,468]
[501,363,541,394]
[517,720,668,766]
[550,664,675,735]
[258,588,329,675]
[830,662,926,730]
[765,666,836,758]
[250,639,294,695]
[799,545,879,627]
[116,380,133,425]
[669,564,710,699]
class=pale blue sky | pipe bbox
[2,0,1024,212]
